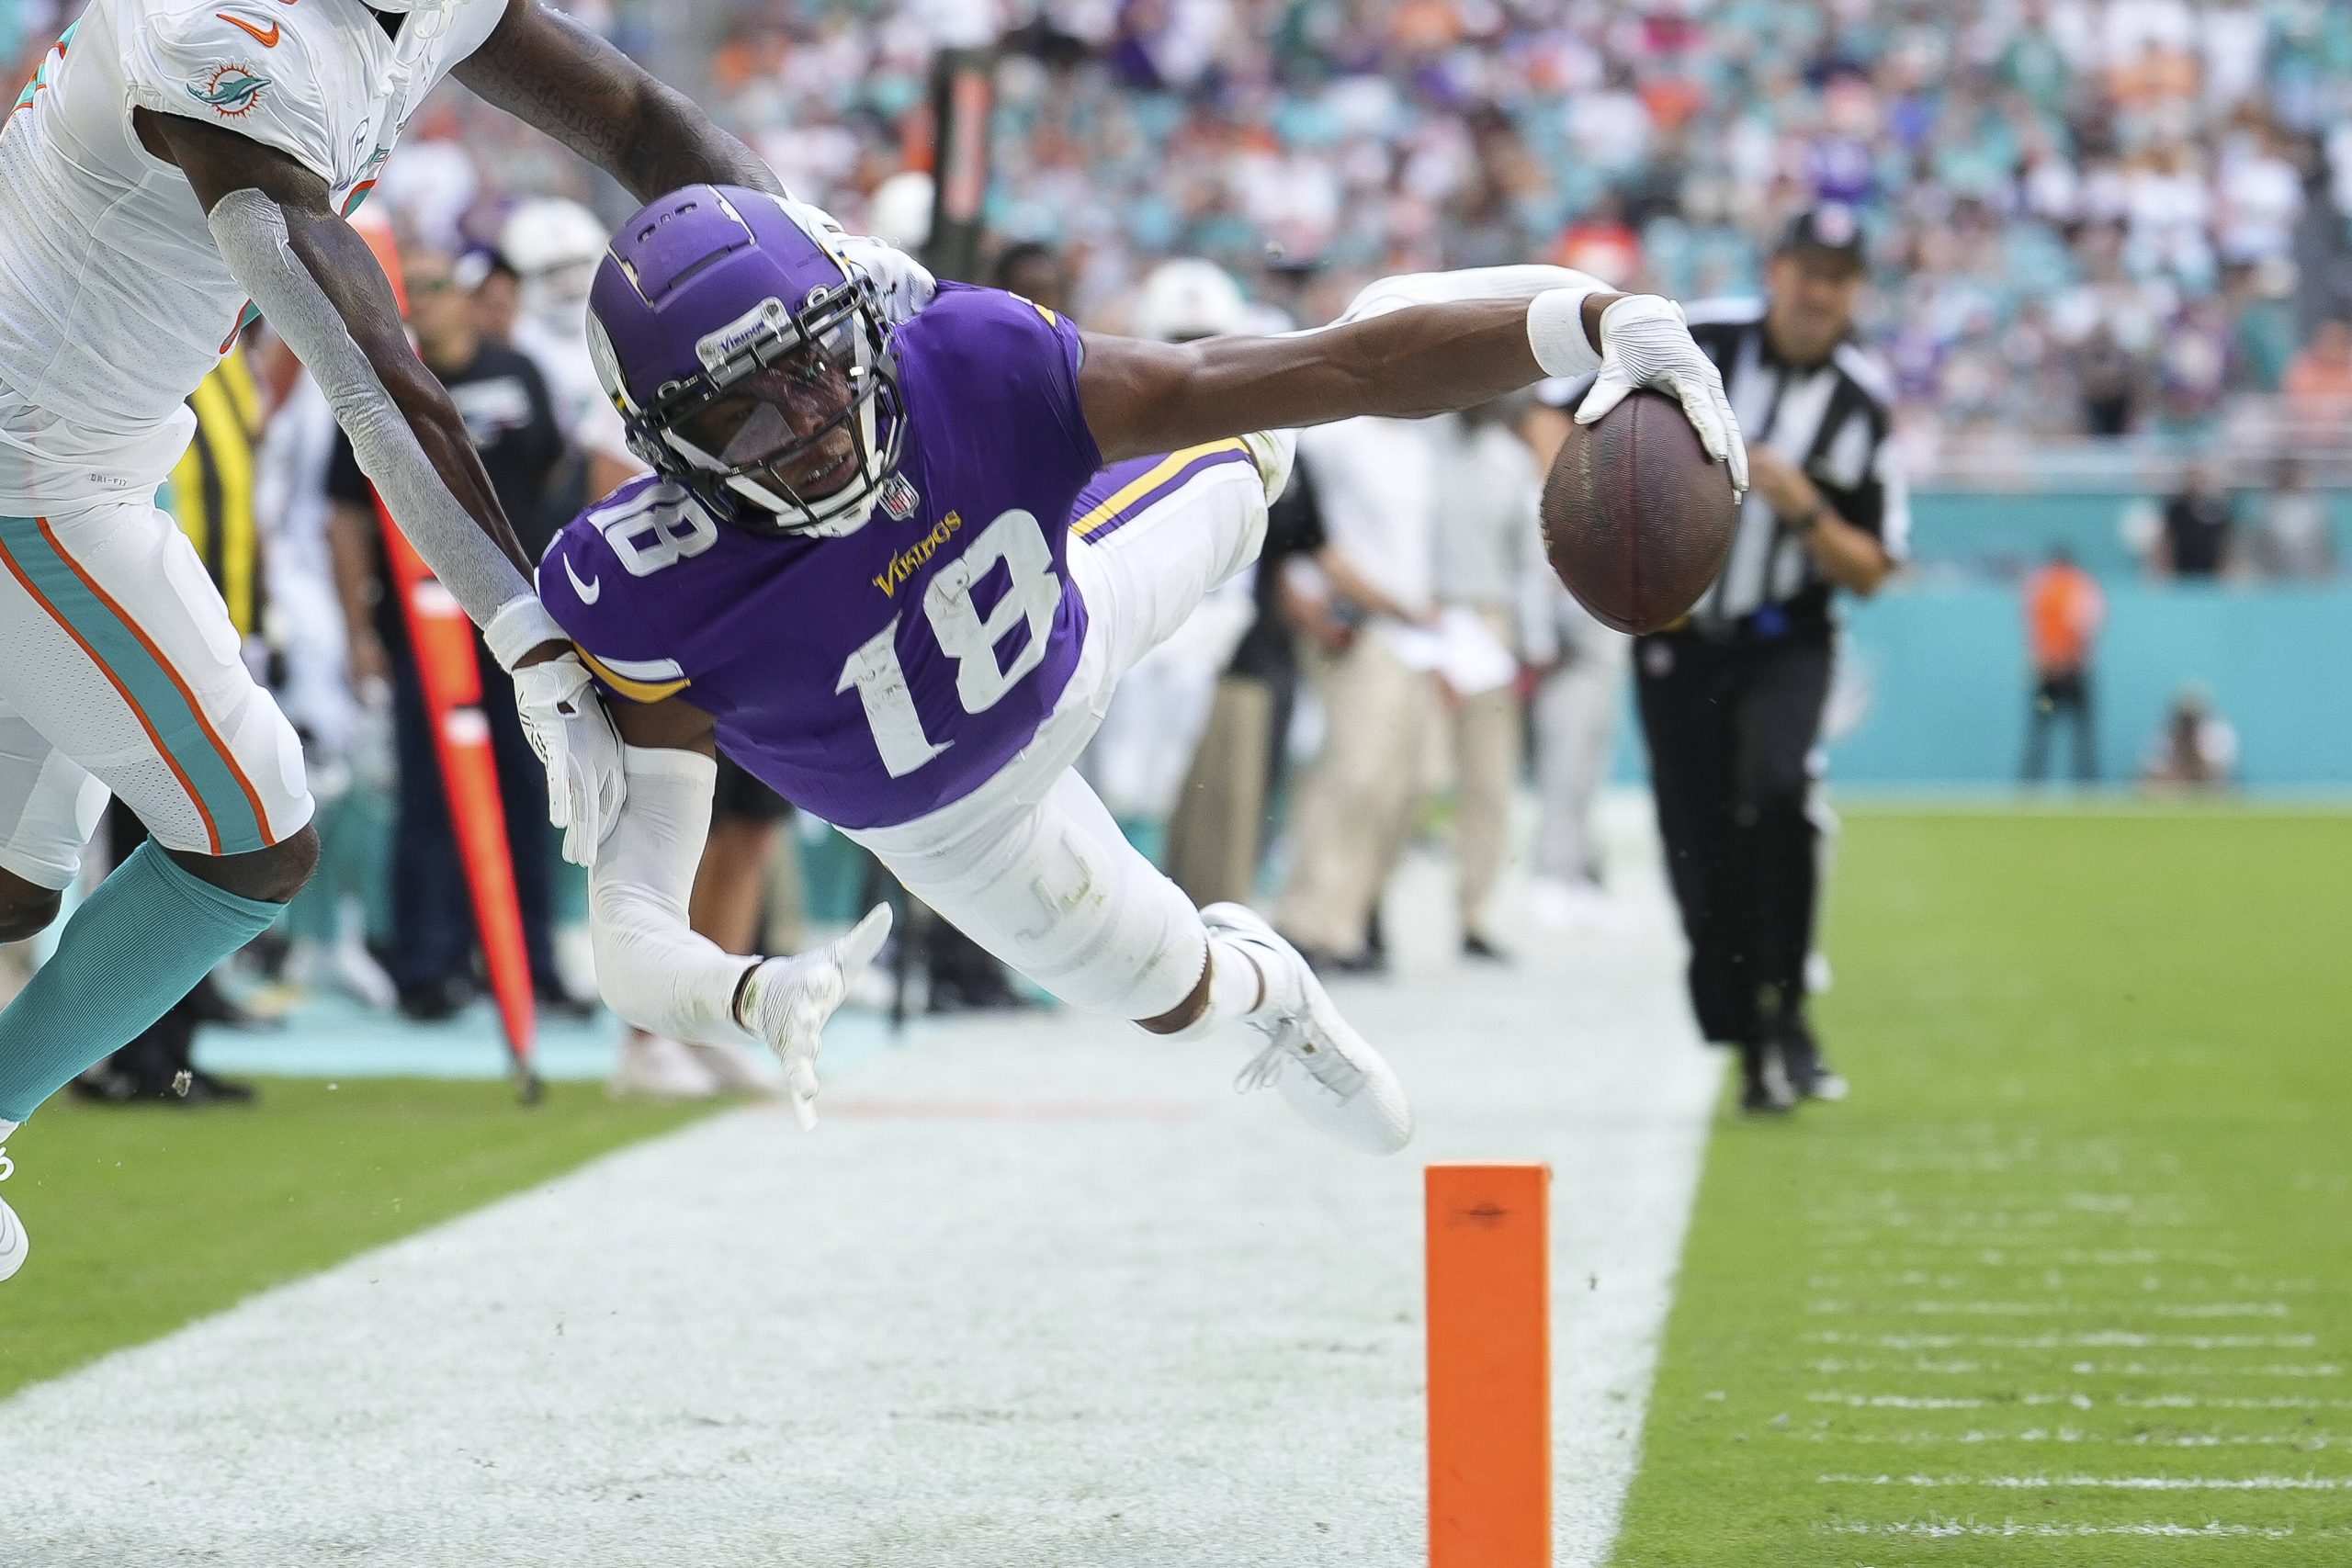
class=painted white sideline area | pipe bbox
[0,800,1718,1568]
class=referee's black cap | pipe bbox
[1774,203,1867,276]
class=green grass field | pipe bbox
[1611,807,2352,1566]
[0,1079,714,1400]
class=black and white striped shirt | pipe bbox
[1679,299,1909,638]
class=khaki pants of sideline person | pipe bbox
[1273,632,1432,956]
[1443,604,1521,942]
[1165,673,1275,910]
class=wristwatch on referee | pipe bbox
[1788,502,1826,536]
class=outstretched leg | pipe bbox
[852,764,1411,1154]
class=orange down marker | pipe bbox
[1427,1162,1552,1568]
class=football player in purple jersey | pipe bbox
[539,186,1746,1154]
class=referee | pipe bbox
[1636,206,1906,1111]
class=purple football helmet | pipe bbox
[587,186,905,536]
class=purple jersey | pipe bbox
[539,285,1104,829]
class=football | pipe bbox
[1540,389,1741,635]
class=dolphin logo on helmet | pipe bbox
[588,186,907,538]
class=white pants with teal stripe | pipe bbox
[0,502,311,886]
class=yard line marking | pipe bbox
[1803,1331,2316,1349]
[1807,1359,2341,1378]
[1787,1429,2346,1450]
[1814,1249,2241,1268]
[1807,1300,2292,1318]
[1817,1472,2352,1490]
[1821,1521,2314,1539]
[1807,1391,2352,1411]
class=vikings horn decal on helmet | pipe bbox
[588,186,907,537]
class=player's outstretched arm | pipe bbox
[593,698,888,1129]
[1077,268,1746,492]
[142,108,624,863]
[456,0,785,202]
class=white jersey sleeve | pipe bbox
[122,3,338,184]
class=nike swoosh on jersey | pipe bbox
[563,555,603,604]
[217,13,281,46]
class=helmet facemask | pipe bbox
[634,277,905,537]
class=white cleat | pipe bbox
[608,1032,723,1100]
[1202,903,1414,1155]
[0,1140,25,1283]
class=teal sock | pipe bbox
[0,842,282,1122]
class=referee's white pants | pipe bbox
[842,443,1274,1021]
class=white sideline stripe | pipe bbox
[0,810,1721,1568]
[1819,1473,2352,1490]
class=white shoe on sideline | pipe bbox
[609,1032,722,1100]
[684,1039,786,1094]
[0,1139,26,1283]
[1530,876,1626,934]
[1202,903,1414,1156]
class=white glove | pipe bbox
[509,652,626,866]
[737,904,894,1131]
[1575,295,1749,496]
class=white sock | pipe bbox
[1164,936,1268,1043]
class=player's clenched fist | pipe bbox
[734,905,893,1130]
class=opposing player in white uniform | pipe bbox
[0,0,849,1284]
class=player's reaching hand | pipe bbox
[735,906,893,1130]
[1572,297,1748,494]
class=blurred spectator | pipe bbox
[2021,546,2105,784]
[2075,324,2145,437]
[2143,684,2239,790]
[1520,392,1630,934]
[992,240,1076,314]
[469,249,523,347]
[2249,458,2336,580]
[2280,318,2352,429]
[1168,444,1402,912]
[501,198,642,534]
[2156,458,2236,577]
[322,249,573,1022]
[1272,416,1442,974]
[1426,403,1551,960]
